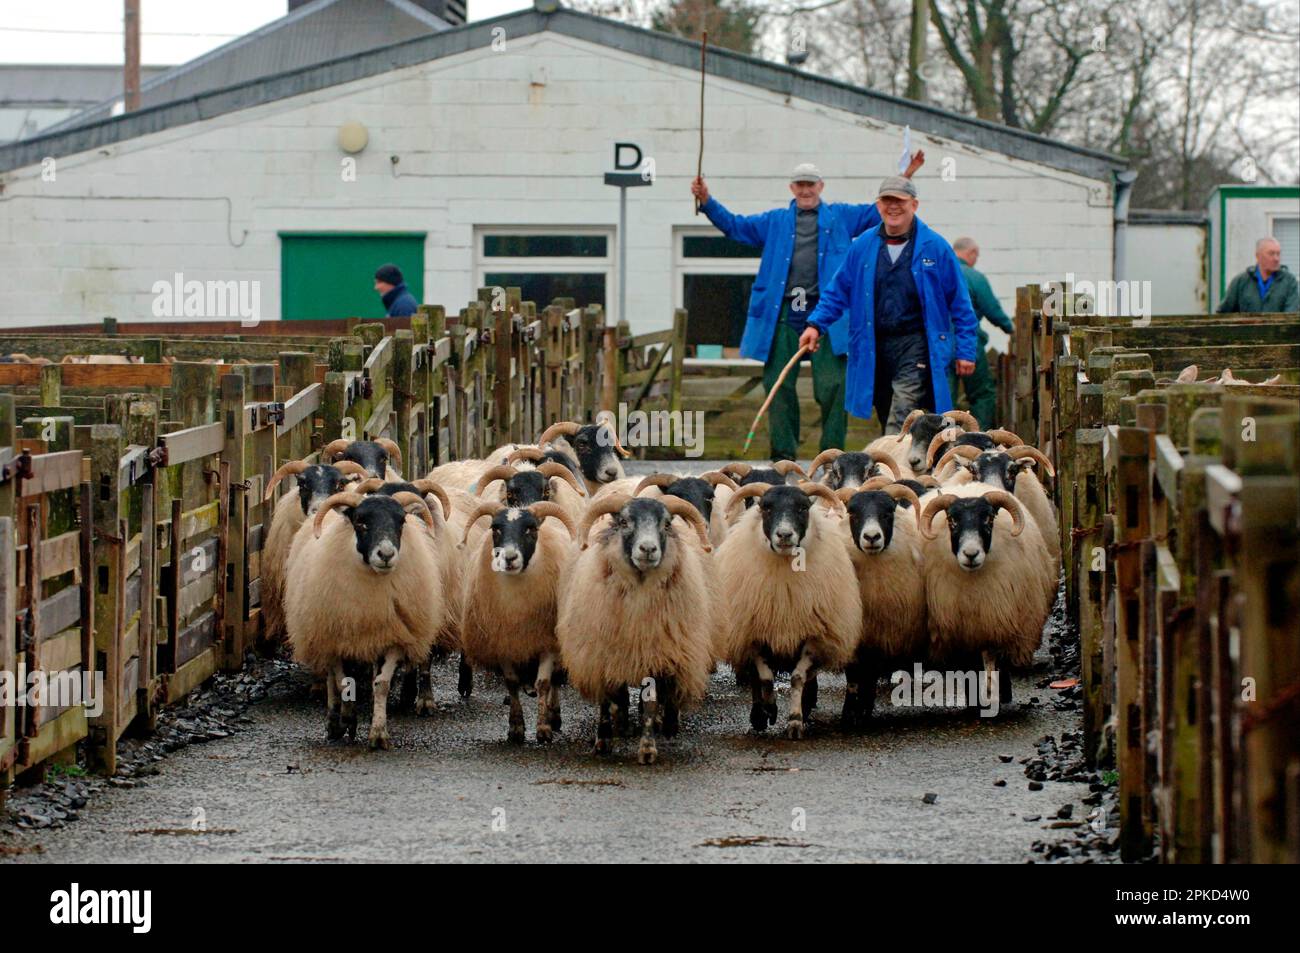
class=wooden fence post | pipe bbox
[220,372,248,669]
[88,424,124,775]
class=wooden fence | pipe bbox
[1006,285,1299,864]
[0,290,625,790]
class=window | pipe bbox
[674,228,761,349]
[280,232,425,320]
[477,228,612,314]
[1271,215,1300,276]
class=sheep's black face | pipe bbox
[965,451,1034,492]
[847,490,898,554]
[339,440,390,478]
[759,485,811,555]
[505,471,549,508]
[297,465,352,516]
[954,433,996,452]
[737,466,785,509]
[346,496,409,574]
[541,449,581,478]
[905,414,955,472]
[896,479,928,499]
[664,477,714,525]
[489,507,540,575]
[825,452,892,490]
[944,497,1000,571]
[570,423,623,485]
[615,498,670,572]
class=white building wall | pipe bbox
[0,32,1114,331]
[1123,223,1207,315]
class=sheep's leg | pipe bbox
[369,649,402,750]
[534,653,556,744]
[802,672,819,719]
[786,645,818,740]
[326,664,344,740]
[637,678,659,765]
[457,654,474,698]
[613,685,630,737]
[841,658,863,732]
[338,664,357,740]
[981,651,1006,713]
[755,653,778,727]
[397,664,418,714]
[658,675,679,738]
[548,679,562,732]
[415,650,439,716]
[502,663,526,744]
[594,690,617,755]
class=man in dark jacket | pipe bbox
[950,236,1014,428]
[374,263,419,317]
[690,152,923,460]
[799,177,978,434]
[1217,237,1299,312]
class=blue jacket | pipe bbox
[700,196,883,360]
[382,283,419,317]
[807,217,978,419]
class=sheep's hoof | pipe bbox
[457,660,474,697]
[414,693,439,716]
[343,713,358,740]
[593,735,612,755]
[637,741,658,765]
[507,723,526,744]
[536,723,554,745]
[662,709,679,738]
[326,711,344,740]
[749,704,770,733]
[368,724,391,750]
[764,702,778,726]
[549,709,562,731]
[785,718,806,741]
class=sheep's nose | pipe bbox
[502,551,519,568]
[775,528,795,543]
[600,466,620,482]
[863,529,882,544]
[962,547,982,562]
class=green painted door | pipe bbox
[280,232,426,319]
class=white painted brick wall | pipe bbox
[0,32,1112,331]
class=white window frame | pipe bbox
[475,225,614,313]
[672,226,761,311]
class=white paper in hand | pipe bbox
[897,125,912,174]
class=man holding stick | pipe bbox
[798,177,978,434]
[690,153,923,460]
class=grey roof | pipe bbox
[0,7,1128,180]
[42,0,448,134]
[0,64,170,109]
[1129,208,1208,225]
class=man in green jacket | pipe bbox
[949,237,1013,429]
[1218,237,1299,312]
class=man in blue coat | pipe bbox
[799,177,978,434]
[373,263,419,318]
[690,153,923,460]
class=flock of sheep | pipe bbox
[260,409,1061,764]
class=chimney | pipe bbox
[123,0,141,111]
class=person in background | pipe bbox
[690,152,924,460]
[798,176,977,434]
[374,263,419,317]
[1217,237,1298,312]
[950,236,1015,429]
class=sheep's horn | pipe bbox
[861,476,893,492]
[719,462,752,479]
[865,448,901,479]
[925,427,964,469]
[914,474,941,488]
[897,409,926,437]
[919,493,957,541]
[373,437,402,472]
[527,501,577,540]
[882,483,924,523]
[537,461,585,496]
[319,438,352,462]
[391,491,435,532]
[332,460,370,480]
[808,448,843,482]
[538,421,581,446]
[986,429,1023,448]
[460,501,504,548]
[264,459,309,500]
[507,446,546,465]
[313,491,364,538]
[799,481,844,512]
[1007,446,1056,479]
[406,479,453,521]
[942,409,980,432]
[577,492,633,550]
[935,444,982,474]
[772,460,808,480]
[353,478,386,494]
[660,496,713,552]
[597,417,633,459]
[724,482,772,521]
[700,470,740,491]
[982,489,1025,536]
[475,465,519,496]
[634,473,678,495]
[834,487,861,504]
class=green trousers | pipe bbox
[762,311,847,460]
[947,328,997,429]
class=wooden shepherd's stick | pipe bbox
[695,31,708,215]
[743,344,811,454]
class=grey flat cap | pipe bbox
[877,176,917,199]
[790,162,823,183]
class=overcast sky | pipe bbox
[0,1,533,65]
